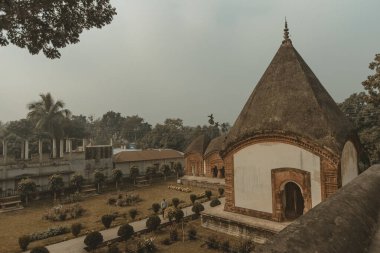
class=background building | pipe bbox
[113,149,184,176]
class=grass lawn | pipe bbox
[0,179,217,253]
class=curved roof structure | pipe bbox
[223,25,354,155]
[184,134,211,155]
[204,135,226,157]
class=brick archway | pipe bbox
[271,168,312,221]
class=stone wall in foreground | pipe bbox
[256,165,380,253]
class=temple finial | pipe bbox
[282,17,292,45]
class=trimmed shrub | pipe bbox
[30,246,49,253]
[237,238,254,253]
[192,202,205,216]
[190,194,197,204]
[218,187,224,197]
[161,238,171,245]
[152,203,160,214]
[108,245,121,253]
[146,215,161,231]
[187,228,197,240]
[166,206,176,222]
[221,240,230,253]
[59,212,67,221]
[71,223,82,237]
[117,224,134,241]
[18,235,30,251]
[84,231,103,251]
[129,208,138,220]
[101,214,113,228]
[206,236,219,249]
[174,209,184,223]
[108,198,117,205]
[169,226,178,241]
[172,198,180,208]
[205,190,212,200]
[210,198,221,207]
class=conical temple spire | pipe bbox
[282,18,292,45]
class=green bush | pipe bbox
[206,235,219,249]
[129,208,138,220]
[71,223,82,237]
[205,190,212,200]
[218,187,224,197]
[169,226,178,241]
[187,228,197,240]
[84,231,103,251]
[108,245,121,253]
[172,198,180,208]
[174,209,184,223]
[237,238,254,253]
[117,224,134,241]
[146,215,161,231]
[30,246,49,253]
[221,240,230,253]
[210,198,221,207]
[108,198,117,205]
[18,235,30,251]
[101,214,114,228]
[190,194,197,204]
[161,238,171,245]
[59,213,67,221]
[152,203,160,214]
[191,202,205,216]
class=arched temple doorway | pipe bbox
[271,168,312,222]
[283,182,304,220]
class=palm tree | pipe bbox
[27,93,71,158]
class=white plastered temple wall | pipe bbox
[341,141,358,186]
[234,142,321,213]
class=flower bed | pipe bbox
[43,204,85,221]
[107,193,142,207]
[29,226,70,242]
[168,185,191,193]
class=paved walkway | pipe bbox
[25,199,224,253]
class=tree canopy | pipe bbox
[0,0,117,59]
[339,92,380,162]
[27,92,71,139]
[362,54,380,106]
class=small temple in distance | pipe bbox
[201,21,366,240]
[181,134,226,190]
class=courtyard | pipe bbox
[0,179,221,253]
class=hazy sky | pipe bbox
[1,0,379,126]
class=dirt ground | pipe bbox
[0,179,215,253]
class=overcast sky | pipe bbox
[0,0,379,126]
